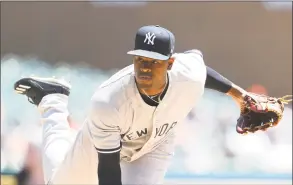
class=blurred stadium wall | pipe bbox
[1,2,292,184]
[1,2,292,97]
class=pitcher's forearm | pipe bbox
[205,66,247,105]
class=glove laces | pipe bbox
[279,95,293,104]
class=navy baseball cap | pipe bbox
[127,25,175,60]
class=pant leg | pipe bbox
[38,94,74,183]
[121,134,176,184]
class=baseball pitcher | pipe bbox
[14,25,291,185]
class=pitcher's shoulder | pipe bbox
[170,49,207,84]
[99,64,134,88]
[91,65,135,109]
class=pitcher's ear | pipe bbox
[167,57,175,70]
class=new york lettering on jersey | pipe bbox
[154,121,177,138]
[88,50,206,161]
[122,121,177,141]
[122,127,148,141]
[129,51,207,160]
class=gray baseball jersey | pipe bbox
[40,50,206,184]
[86,50,207,162]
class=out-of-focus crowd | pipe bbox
[1,56,292,184]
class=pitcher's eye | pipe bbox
[137,58,144,63]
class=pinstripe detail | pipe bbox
[96,143,121,154]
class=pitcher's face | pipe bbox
[133,56,173,89]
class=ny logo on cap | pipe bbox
[144,32,156,45]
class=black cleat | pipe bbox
[14,76,71,106]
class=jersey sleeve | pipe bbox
[87,95,121,154]
[172,49,207,85]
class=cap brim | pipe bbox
[127,50,170,60]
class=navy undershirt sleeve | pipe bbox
[98,151,122,185]
[205,66,232,93]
